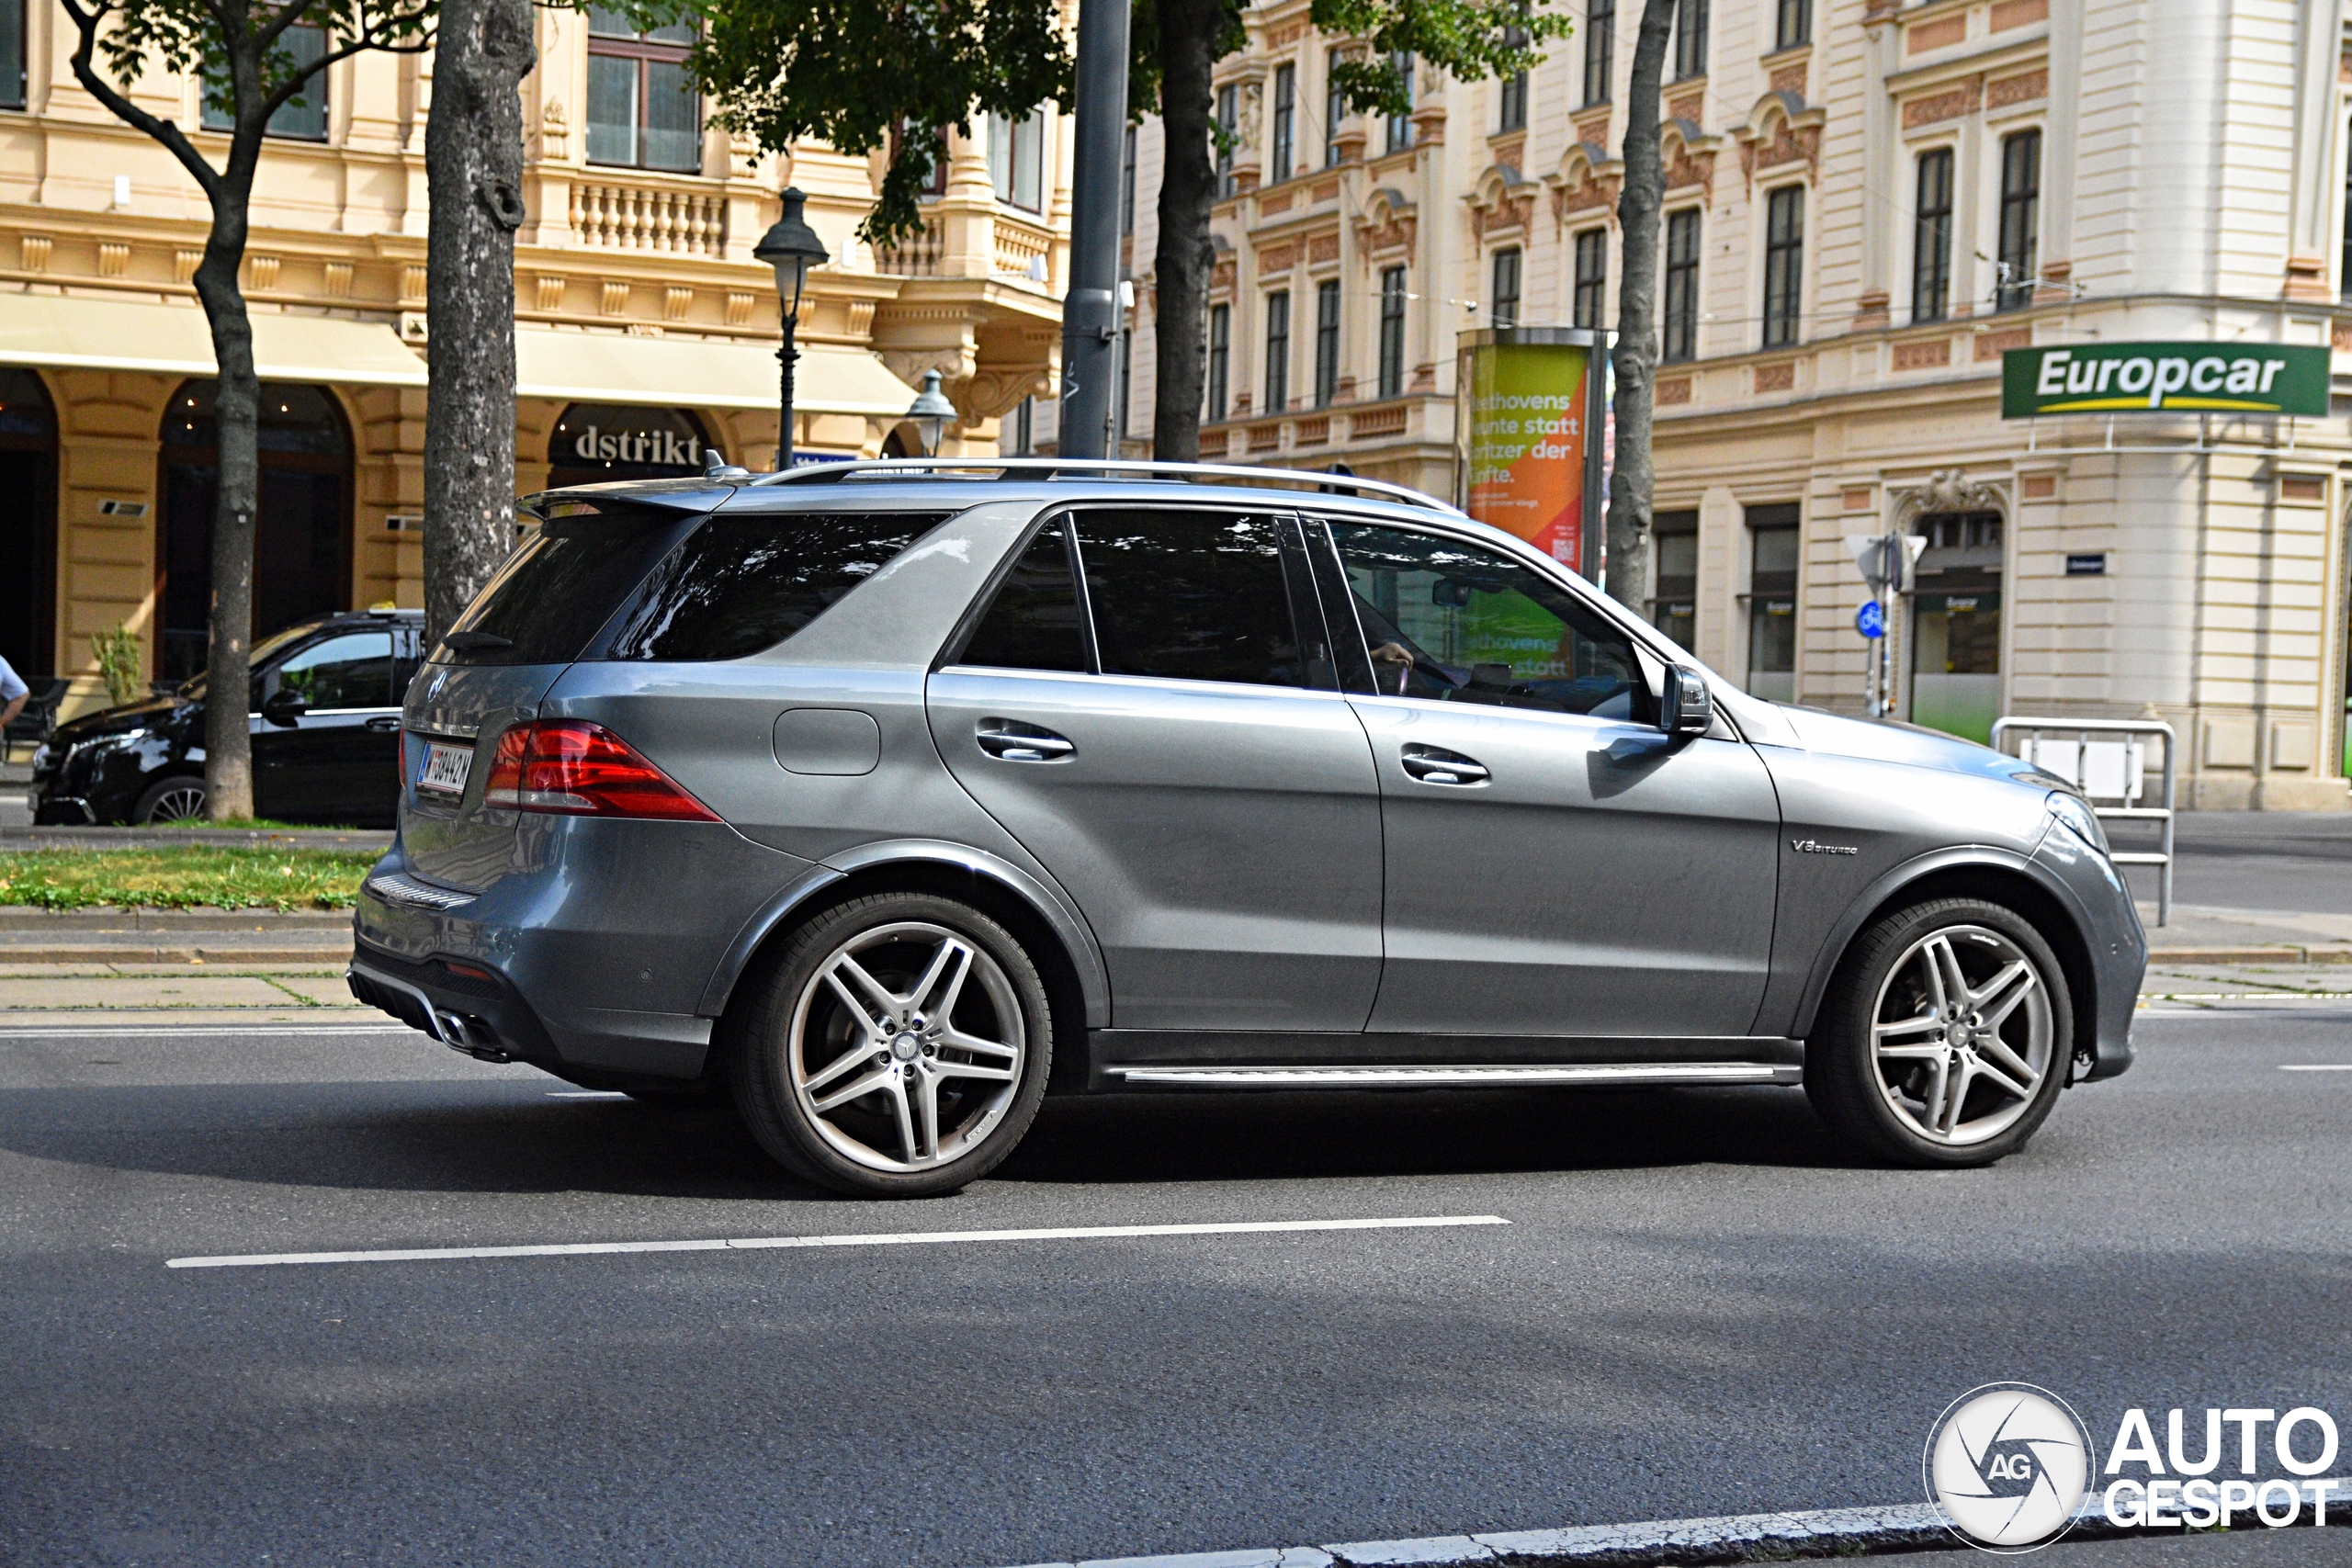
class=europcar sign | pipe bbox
[2003,343,2329,418]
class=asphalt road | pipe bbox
[6,1004,2350,1568]
[2116,812,2352,915]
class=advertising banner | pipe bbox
[2001,342,2329,419]
[1461,330,1600,576]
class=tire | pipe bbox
[132,775,208,825]
[1804,897,2074,1168]
[727,892,1054,1197]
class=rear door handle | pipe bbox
[1401,745,1489,786]
[977,720,1075,762]
[366,716,401,732]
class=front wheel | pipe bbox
[133,775,208,825]
[728,893,1053,1197]
[1804,897,2073,1168]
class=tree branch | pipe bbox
[61,0,226,199]
[255,1,436,120]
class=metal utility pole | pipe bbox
[1847,531,1925,718]
[1058,0,1130,459]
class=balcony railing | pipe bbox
[570,179,728,256]
[994,217,1052,280]
[876,220,946,277]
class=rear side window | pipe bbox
[956,520,1089,673]
[600,512,949,660]
[438,511,695,666]
[1075,510,1313,688]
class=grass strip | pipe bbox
[0,848,378,911]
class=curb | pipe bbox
[0,908,354,930]
[0,827,392,852]
[0,944,353,964]
[2148,945,2352,965]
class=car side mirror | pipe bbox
[262,688,308,726]
[1658,664,1712,739]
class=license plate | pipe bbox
[417,740,474,797]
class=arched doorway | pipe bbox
[0,368,58,678]
[546,403,710,490]
[158,381,353,682]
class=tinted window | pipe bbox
[1076,511,1311,689]
[275,631,392,710]
[958,521,1088,672]
[1325,523,1654,723]
[602,513,947,660]
[440,511,695,666]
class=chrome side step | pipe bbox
[1105,1062,1801,1089]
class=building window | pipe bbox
[1489,246,1522,329]
[203,22,329,140]
[1663,208,1701,362]
[1762,184,1804,348]
[1910,149,1953,323]
[3,0,28,110]
[1651,509,1698,650]
[1745,502,1799,703]
[1011,397,1035,456]
[1378,267,1408,398]
[1264,290,1290,413]
[586,7,699,172]
[2343,114,2352,299]
[1116,327,1133,444]
[1314,280,1341,408]
[1120,123,1136,232]
[1774,0,1809,51]
[1216,85,1238,198]
[989,108,1047,212]
[1386,52,1415,154]
[1582,0,1614,107]
[1206,303,1231,423]
[1997,129,2041,311]
[1672,0,1707,80]
[1572,229,1607,328]
[1327,49,1348,165]
[1498,28,1529,132]
[1271,62,1296,183]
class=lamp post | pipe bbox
[752,186,830,470]
[903,369,957,457]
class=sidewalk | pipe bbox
[0,907,355,965]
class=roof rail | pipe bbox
[744,456,1464,514]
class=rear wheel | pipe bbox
[133,776,207,825]
[728,893,1053,1196]
[1804,897,2072,1168]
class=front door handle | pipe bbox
[977,719,1075,762]
[366,716,401,732]
[1401,745,1490,786]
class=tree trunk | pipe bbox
[193,210,260,821]
[1149,0,1220,462]
[1603,0,1676,620]
[423,0,536,645]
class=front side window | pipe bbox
[1583,0,1614,106]
[1206,302,1231,422]
[1264,290,1291,413]
[1650,510,1696,650]
[202,22,328,140]
[1912,148,1954,323]
[959,519,1088,673]
[1663,208,1701,362]
[1745,503,1799,702]
[1572,229,1607,328]
[1490,246,1522,329]
[1378,266,1408,398]
[1216,85,1239,197]
[587,7,699,172]
[1672,0,1708,79]
[1079,511,1312,689]
[989,107,1046,211]
[1997,129,2041,311]
[1271,62,1296,182]
[273,631,392,711]
[1314,280,1341,408]
[1386,52,1415,153]
[1762,184,1804,348]
[1775,0,1809,51]
[1327,522,1655,722]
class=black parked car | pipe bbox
[30,610,424,827]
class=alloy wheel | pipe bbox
[1868,923,2054,1146]
[142,784,207,824]
[786,920,1026,1173]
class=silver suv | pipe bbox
[351,460,2143,1196]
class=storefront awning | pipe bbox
[0,291,429,385]
[514,326,918,417]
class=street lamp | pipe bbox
[903,369,956,457]
[752,186,829,469]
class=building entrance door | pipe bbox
[1909,510,2004,744]
[0,369,58,680]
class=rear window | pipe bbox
[597,512,949,661]
[437,510,696,666]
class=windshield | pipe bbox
[175,620,327,699]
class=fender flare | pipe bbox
[1783,837,2095,1040]
[695,838,1111,1026]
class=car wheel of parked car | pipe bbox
[133,776,208,825]
[1804,897,2072,1168]
[729,893,1054,1197]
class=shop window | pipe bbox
[1377,268,1408,399]
[1762,185,1804,348]
[989,107,1047,212]
[2,0,27,111]
[202,23,327,140]
[1271,62,1296,183]
[1651,508,1698,651]
[1490,246,1521,329]
[1314,280,1341,409]
[1386,53,1415,154]
[1745,503,1799,703]
[1326,50,1347,165]
[1672,0,1707,80]
[1912,148,1953,323]
[1216,85,1239,197]
[1775,0,1809,51]
[1573,229,1607,328]
[1582,0,1613,107]
[1996,130,2041,311]
[0,367,56,677]
[1663,209,1701,362]
[1911,510,2003,743]
[586,7,699,173]
[1206,303,1231,423]
[1264,290,1291,413]
[548,402,710,490]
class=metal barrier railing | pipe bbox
[1990,716,2178,926]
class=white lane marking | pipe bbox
[2278,1064,2352,1071]
[165,1214,1510,1270]
[547,1090,630,1099]
[0,1025,414,1039]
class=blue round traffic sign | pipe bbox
[1857,599,1886,638]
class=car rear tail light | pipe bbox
[481,720,719,821]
